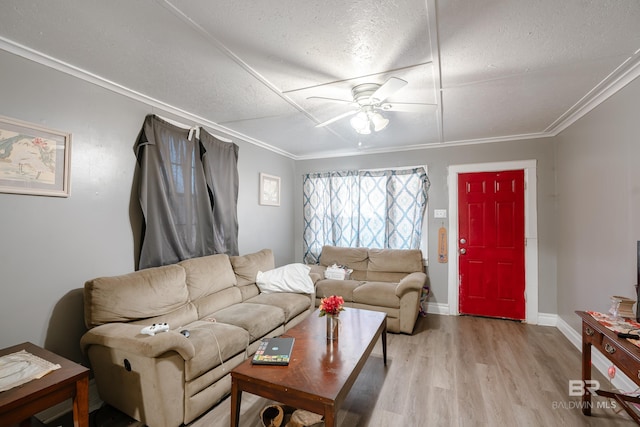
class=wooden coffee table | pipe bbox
[230,307,387,427]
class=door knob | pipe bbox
[460,248,467,255]
[460,238,466,244]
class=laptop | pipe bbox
[251,337,295,366]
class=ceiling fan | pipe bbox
[308,77,437,134]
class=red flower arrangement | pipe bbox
[319,295,345,317]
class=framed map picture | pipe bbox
[259,173,280,206]
[0,116,71,197]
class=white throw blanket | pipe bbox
[0,350,61,392]
[256,263,314,294]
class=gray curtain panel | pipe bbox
[200,128,239,257]
[134,115,239,269]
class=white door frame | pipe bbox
[447,160,539,324]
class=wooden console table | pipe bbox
[576,310,640,423]
[0,342,89,427]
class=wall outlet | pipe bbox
[434,209,447,218]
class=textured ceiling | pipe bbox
[1,0,639,159]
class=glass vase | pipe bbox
[326,314,339,340]
[609,296,622,320]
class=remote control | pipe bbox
[617,332,640,339]
[141,322,169,336]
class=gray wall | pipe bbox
[294,138,558,314]
[556,75,640,332]
[0,50,295,363]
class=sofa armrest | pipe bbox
[80,323,196,360]
[308,265,326,280]
[309,271,322,285]
[395,272,427,298]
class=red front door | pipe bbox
[458,170,525,320]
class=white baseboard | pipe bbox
[536,312,558,326]
[426,302,449,315]
[35,378,103,424]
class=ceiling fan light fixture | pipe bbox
[350,110,388,134]
[350,111,370,134]
[312,76,429,132]
[370,112,389,132]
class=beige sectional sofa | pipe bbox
[80,249,313,427]
[308,245,427,334]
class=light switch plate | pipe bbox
[434,209,447,218]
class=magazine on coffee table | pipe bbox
[252,337,295,366]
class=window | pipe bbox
[167,134,198,238]
[303,167,429,264]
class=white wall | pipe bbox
[0,50,296,363]
[556,75,640,332]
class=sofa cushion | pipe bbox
[367,248,423,272]
[211,303,285,341]
[319,246,369,281]
[256,264,314,294]
[180,254,237,301]
[245,293,311,323]
[353,281,401,309]
[230,249,275,287]
[84,264,191,328]
[194,287,243,319]
[181,320,249,381]
[315,279,363,302]
[129,303,199,331]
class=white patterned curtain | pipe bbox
[303,167,429,263]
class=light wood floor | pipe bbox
[81,314,638,427]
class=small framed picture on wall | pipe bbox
[0,115,71,197]
[259,173,280,206]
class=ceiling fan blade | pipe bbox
[307,96,355,105]
[370,77,408,104]
[315,110,358,127]
[379,102,437,113]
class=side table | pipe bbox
[576,311,640,423]
[0,342,89,427]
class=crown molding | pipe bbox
[0,36,297,160]
[546,49,640,136]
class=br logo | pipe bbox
[568,380,600,396]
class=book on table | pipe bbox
[251,337,295,366]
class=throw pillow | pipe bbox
[256,263,314,294]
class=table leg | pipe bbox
[596,389,640,423]
[230,379,242,427]
[324,406,336,427]
[582,334,592,416]
[73,375,89,427]
[382,323,387,366]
